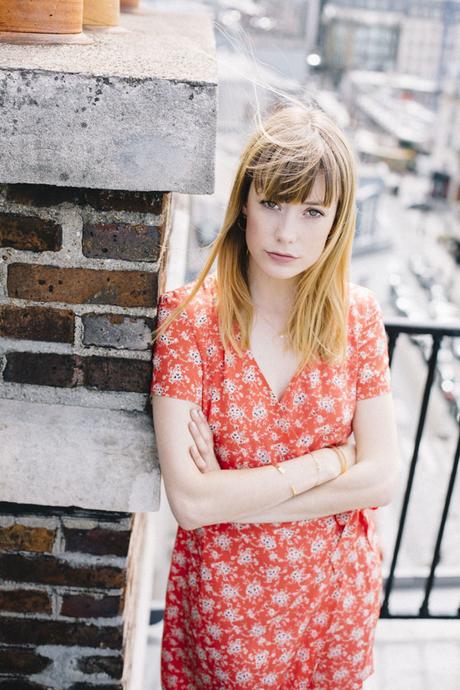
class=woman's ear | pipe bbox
[242,203,247,216]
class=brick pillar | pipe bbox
[0,185,170,687]
[0,7,217,686]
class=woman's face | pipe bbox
[242,175,338,282]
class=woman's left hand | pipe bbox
[188,408,221,473]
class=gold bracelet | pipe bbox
[272,462,296,497]
[308,452,320,486]
[331,446,348,474]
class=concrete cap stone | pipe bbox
[0,397,160,512]
[0,10,217,192]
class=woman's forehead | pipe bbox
[250,174,330,204]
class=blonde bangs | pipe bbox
[248,138,342,209]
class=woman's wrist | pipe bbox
[269,443,354,500]
[309,447,343,482]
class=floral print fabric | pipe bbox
[151,272,392,689]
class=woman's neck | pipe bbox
[247,262,297,315]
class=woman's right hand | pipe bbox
[188,407,221,473]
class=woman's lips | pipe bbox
[266,251,298,263]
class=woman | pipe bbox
[151,103,400,690]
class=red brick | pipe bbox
[5,184,165,214]
[84,356,151,393]
[76,654,123,679]
[0,647,51,674]
[61,594,121,618]
[7,263,157,308]
[0,212,62,252]
[69,685,122,690]
[83,189,165,214]
[63,527,131,556]
[0,523,56,552]
[82,222,161,262]
[0,305,74,343]
[0,589,51,614]
[0,681,51,690]
[0,618,123,649]
[0,554,126,589]
[3,352,151,393]
[3,352,81,388]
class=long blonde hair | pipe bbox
[154,102,358,373]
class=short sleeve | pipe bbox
[150,291,203,406]
[355,290,392,401]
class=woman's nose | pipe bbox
[275,214,297,242]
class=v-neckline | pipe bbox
[246,347,303,408]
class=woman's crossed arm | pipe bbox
[152,392,400,530]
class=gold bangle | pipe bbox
[308,451,320,486]
[331,446,348,474]
[272,461,286,475]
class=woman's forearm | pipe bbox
[235,459,394,523]
[183,448,341,530]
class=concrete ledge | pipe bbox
[0,10,217,192]
[0,398,160,512]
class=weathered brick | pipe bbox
[77,654,123,679]
[0,523,56,552]
[84,356,151,393]
[82,222,161,262]
[0,589,51,614]
[4,352,81,388]
[0,554,126,589]
[0,681,51,690]
[63,527,131,557]
[7,264,157,308]
[61,593,121,619]
[0,647,52,674]
[0,212,62,252]
[82,313,154,350]
[69,685,123,690]
[0,618,123,649]
[3,352,151,393]
[0,305,75,343]
[5,184,164,214]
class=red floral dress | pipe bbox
[150,271,392,690]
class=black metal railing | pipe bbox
[382,318,460,619]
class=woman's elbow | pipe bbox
[166,485,210,531]
[377,463,401,506]
[168,493,199,531]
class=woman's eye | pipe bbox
[306,209,323,218]
[260,200,278,209]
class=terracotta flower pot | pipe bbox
[0,0,83,34]
[121,0,140,8]
[83,0,120,28]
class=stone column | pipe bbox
[0,7,216,688]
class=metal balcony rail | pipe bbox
[382,317,460,619]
